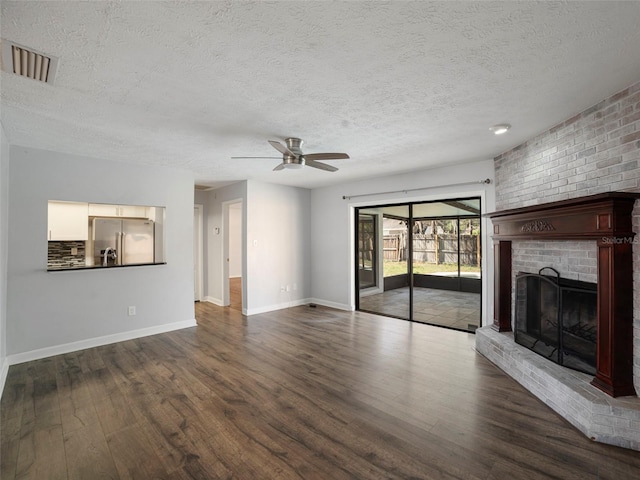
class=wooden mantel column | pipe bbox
[492,240,512,332]
[488,192,640,398]
[592,237,636,397]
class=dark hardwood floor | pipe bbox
[229,277,242,312]
[2,302,639,479]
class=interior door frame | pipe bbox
[222,198,243,309]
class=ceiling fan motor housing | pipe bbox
[285,137,304,155]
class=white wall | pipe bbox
[0,124,9,390]
[310,159,496,325]
[245,180,311,314]
[229,202,242,278]
[6,146,196,361]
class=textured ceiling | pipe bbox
[2,1,640,189]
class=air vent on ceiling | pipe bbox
[1,40,58,84]
[195,184,214,191]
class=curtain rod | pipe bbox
[342,178,492,200]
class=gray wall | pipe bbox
[6,146,195,359]
[246,180,311,314]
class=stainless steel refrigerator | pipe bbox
[92,217,155,266]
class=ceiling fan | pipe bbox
[232,138,349,172]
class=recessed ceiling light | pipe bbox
[490,124,511,135]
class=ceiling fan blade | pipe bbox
[273,163,285,171]
[268,140,296,157]
[303,153,349,161]
[305,159,338,172]
[231,156,281,159]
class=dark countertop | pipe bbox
[47,262,167,272]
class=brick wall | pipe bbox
[512,240,597,284]
[493,80,640,393]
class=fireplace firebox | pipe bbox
[515,267,597,375]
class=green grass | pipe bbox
[383,261,479,277]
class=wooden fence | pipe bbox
[384,233,480,266]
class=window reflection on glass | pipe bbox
[358,213,377,289]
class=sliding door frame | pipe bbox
[355,196,482,330]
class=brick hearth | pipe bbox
[476,326,640,450]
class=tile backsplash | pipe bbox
[48,241,86,269]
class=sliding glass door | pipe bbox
[381,206,410,320]
[356,197,481,332]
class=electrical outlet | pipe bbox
[280,286,285,293]
[286,285,291,292]
[128,306,136,316]
[71,247,78,255]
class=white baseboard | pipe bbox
[244,298,354,316]
[0,356,8,399]
[204,296,224,306]
[6,319,197,366]
[245,298,312,316]
[308,298,354,311]
[201,296,353,316]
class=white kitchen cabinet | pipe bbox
[119,205,148,217]
[88,204,148,218]
[48,201,89,241]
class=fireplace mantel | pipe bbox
[487,192,640,397]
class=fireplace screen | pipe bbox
[514,267,597,375]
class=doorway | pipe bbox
[355,197,481,332]
[223,200,243,312]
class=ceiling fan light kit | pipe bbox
[279,154,304,170]
[233,137,349,172]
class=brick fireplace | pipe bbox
[489,192,638,397]
[478,194,640,450]
[476,80,640,450]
